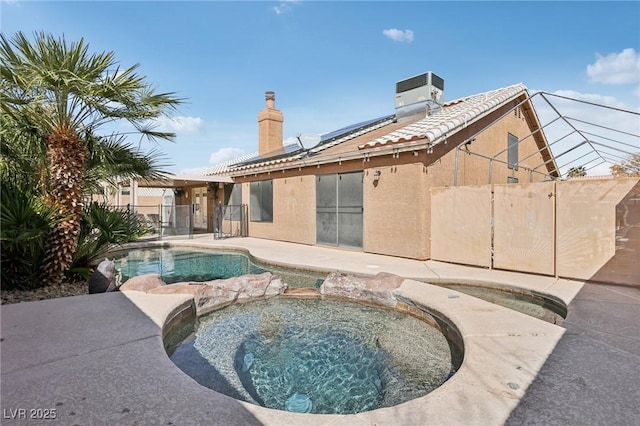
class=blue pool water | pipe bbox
[168,298,459,414]
[114,247,326,288]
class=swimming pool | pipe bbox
[437,283,566,324]
[113,246,565,323]
[114,247,327,288]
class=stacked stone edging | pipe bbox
[119,272,287,316]
[319,272,405,307]
[120,270,408,317]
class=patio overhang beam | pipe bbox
[137,173,234,188]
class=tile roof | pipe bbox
[199,83,529,176]
[359,83,528,150]
[225,116,397,173]
[231,143,304,167]
[186,143,300,176]
[309,115,396,154]
[220,141,304,174]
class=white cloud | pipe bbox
[273,4,287,14]
[382,28,414,43]
[550,89,633,110]
[586,48,640,85]
[273,0,300,15]
[283,136,298,146]
[209,147,246,165]
[153,116,205,134]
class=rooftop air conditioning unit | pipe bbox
[395,71,445,121]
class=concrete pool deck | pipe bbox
[1,236,639,425]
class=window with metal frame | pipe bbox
[508,133,519,170]
[250,180,273,222]
[224,183,244,221]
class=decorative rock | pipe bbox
[320,272,404,307]
[148,282,202,296]
[195,272,287,316]
[119,274,166,293]
[195,285,236,314]
[88,259,120,294]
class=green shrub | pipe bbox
[0,180,63,290]
[1,182,153,289]
[70,202,154,278]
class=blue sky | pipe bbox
[2,1,639,174]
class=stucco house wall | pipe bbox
[361,98,550,260]
[363,158,430,259]
[232,94,553,261]
[240,176,316,245]
[428,100,549,187]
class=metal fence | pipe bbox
[213,204,248,239]
[113,204,193,240]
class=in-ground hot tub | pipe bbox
[165,295,463,415]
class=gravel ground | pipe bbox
[1,280,89,305]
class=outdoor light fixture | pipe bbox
[373,170,381,181]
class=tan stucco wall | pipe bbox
[380,101,550,260]
[107,194,163,207]
[244,176,316,245]
[493,182,555,275]
[450,105,550,186]
[556,178,640,284]
[430,178,640,286]
[363,160,430,259]
[430,185,492,267]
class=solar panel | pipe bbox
[229,142,303,168]
[229,114,395,169]
[318,115,395,144]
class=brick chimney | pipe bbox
[257,91,283,155]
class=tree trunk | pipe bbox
[42,127,87,286]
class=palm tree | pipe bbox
[1,32,181,286]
